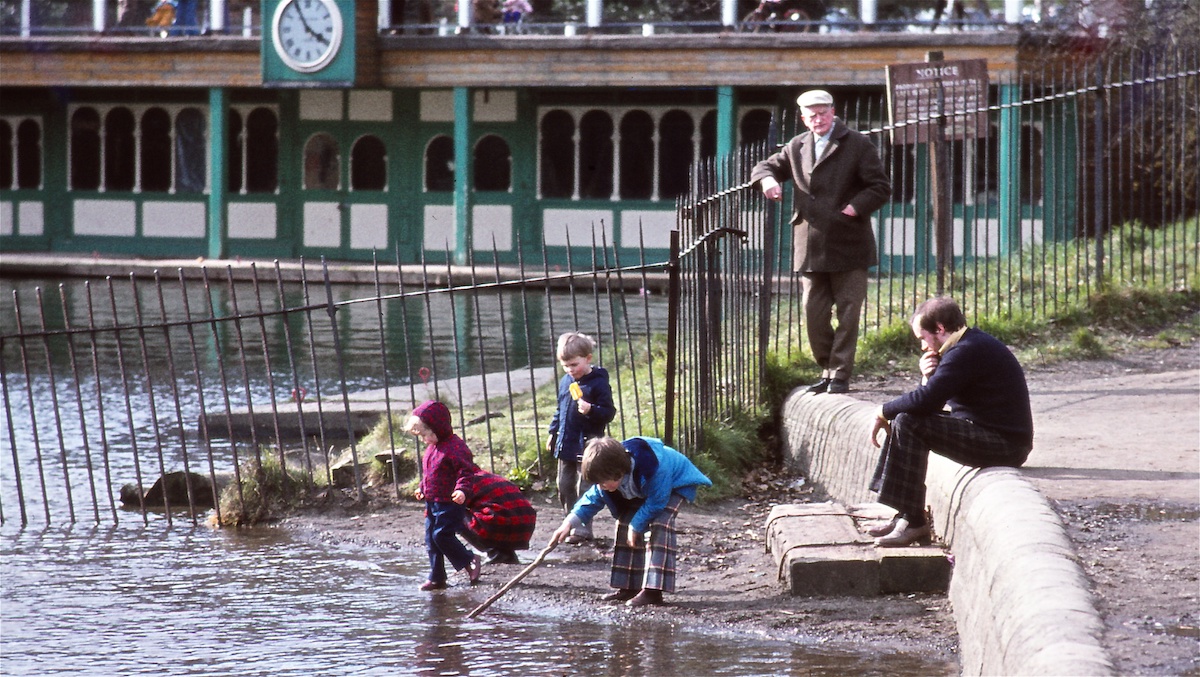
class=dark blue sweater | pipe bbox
[547,366,615,461]
[882,328,1034,448]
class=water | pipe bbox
[1,518,954,676]
[1,275,954,675]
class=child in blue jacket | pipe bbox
[549,436,712,608]
[546,332,615,542]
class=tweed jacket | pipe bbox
[751,119,891,273]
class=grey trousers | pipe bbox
[801,268,868,381]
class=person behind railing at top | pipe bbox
[502,0,532,25]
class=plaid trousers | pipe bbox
[609,493,685,593]
[871,412,1031,524]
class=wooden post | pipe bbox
[927,51,953,295]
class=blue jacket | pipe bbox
[571,436,712,534]
[547,366,615,461]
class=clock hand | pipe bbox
[293,5,330,45]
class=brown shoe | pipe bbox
[419,580,447,591]
[866,516,899,538]
[874,519,932,547]
[600,588,638,602]
[626,589,664,607]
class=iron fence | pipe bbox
[2,42,1197,527]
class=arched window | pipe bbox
[104,107,136,192]
[740,109,773,148]
[578,111,613,199]
[474,134,510,192]
[245,107,279,193]
[699,110,717,163]
[227,110,244,194]
[70,108,101,191]
[15,119,41,190]
[175,107,206,193]
[141,107,172,193]
[539,110,574,199]
[424,135,454,192]
[0,121,12,190]
[658,109,694,200]
[619,110,654,200]
[351,135,387,191]
[304,133,340,190]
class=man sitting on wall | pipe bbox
[868,296,1034,547]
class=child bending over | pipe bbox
[549,436,711,607]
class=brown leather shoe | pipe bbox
[626,589,664,607]
[874,519,932,547]
[600,588,638,602]
[419,580,447,591]
[866,516,899,538]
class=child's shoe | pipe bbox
[466,554,483,584]
[419,580,446,592]
[626,589,664,607]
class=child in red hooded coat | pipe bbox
[405,400,483,591]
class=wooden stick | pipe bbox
[465,541,558,619]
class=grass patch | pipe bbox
[213,455,314,527]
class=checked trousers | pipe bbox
[871,413,1031,525]
[610,493,685,593]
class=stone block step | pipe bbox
[765,502,951,596]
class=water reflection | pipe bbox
[1,521,955,676]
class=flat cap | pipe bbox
[796,89,834,108]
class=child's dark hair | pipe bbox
[581,437,630,484]
[556,331,595,361]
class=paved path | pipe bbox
[1021,368,1198,503]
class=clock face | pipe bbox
[272,0,344,74]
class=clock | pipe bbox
[271,0,344,74]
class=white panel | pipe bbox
[74,199,136,236]
[423,204,457,251]
[350,203,388,249]
[228,202,278,239]
[420,90,455,122]
[299,90,343,121]
[542,208,613,247]
[349,90,393,122]
[304,202,342,248]
[881,216,917,257]
[620,210,675,249]
[473,90,517,122]
[17,202,44,236]
[143,201,205,238]
[0,202,11,236]
[472,204,512,251]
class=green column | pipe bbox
[1043,98,1078,242]
[453,87,473,265]
[997,83,1021,255]
[914,143,931,272]
[207,87,227,259]
[716,85,735,172]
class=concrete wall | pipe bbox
[780,389,1113,676]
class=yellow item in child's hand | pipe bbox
[569,382,582,400]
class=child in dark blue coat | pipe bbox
[546,332,615,543]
